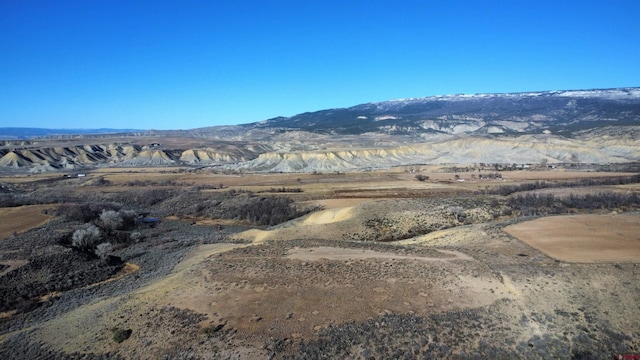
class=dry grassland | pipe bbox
[504,213,640,263]
[0,205,54,239]
[98,172,185,184]
[0,173,65,184]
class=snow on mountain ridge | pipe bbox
[370,87,640,107]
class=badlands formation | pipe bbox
[1,88,639,173]
[1,130,638,174]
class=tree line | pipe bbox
[506,192,640,216]
[481,174,640,196]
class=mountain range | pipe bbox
[1,87,639,173]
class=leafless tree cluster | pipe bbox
[482,174,640,196]
[506,192,640,216]
[233,196,310,226]
[256,187,303,193]
[71,225,102,251]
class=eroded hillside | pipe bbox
[1,88,639,173]
[1,128,639,173]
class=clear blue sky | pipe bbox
[1,0,639,130]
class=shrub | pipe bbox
[134,189,177,207]
[58,203,123,223]
[415,174,429,182]
[130,231,142,242]
[234,196,309,226]
[256,187,304,193]
[100,210,123,231]
[92,176,110,186]
[72,225,101,252]
[57,203,92,222]
[89,202,121,215]
[111,327,132,343]
[482,174,640,196]
[95,242,113,260]
[0,194,33,207]
[118,209,138,228]
[505,192,640,216]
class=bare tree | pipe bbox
[72,225,101,251]
[100,210,123,231]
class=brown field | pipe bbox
[0,205,55,240]
[504,213,640,263]
[98,172,185,184]
[17,167,635,199]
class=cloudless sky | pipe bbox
[1,0,639,130]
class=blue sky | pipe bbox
[1,0,639,130]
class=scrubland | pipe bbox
[0,165,639,359]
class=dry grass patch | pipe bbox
[0,205,55,239]
[154,243,505,340]
[100,172,184,185]
[504,213,640,263]
[0,173,63,184]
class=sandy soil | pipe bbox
[504,213,640,263]
[233,205,361,243]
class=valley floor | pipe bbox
[0,168,639,359]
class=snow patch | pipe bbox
[374,115,399,121]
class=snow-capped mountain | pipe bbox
[245,87,640,136]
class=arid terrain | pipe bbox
[2,88,640,174]
[1,88,639,358]
[1,163,639,359]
